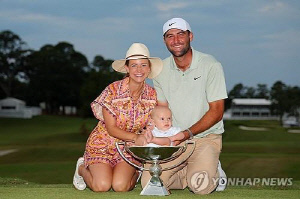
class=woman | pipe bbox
[73,43,163,192]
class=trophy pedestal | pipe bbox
[141,176,169,196]
[140,160,170,196]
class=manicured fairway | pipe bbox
[0,116,299,198]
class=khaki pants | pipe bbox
[141,134,222,195]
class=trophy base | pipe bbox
[140,176,170,196]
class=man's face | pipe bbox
[164,29,193,57]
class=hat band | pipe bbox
[126,54,148,60]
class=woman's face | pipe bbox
[125,59,151,84]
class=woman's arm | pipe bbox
[102,107,147,145]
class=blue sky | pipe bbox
[1,0,299,90]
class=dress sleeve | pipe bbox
[91,85,116,121]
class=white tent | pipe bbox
[0,97,41,119]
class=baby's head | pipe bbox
[151,106,172,131]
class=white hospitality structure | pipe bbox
[0,97,41,119]
[224,98,278,120]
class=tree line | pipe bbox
[1,30,299,119]
[0,30,123,116]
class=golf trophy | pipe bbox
[116,141,195,196]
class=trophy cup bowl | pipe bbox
[116,141,195,196]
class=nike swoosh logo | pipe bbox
[169,22,176,26]
[194,76,201,80]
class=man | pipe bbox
[141,18,228,195]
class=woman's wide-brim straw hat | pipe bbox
[112,43,163,79]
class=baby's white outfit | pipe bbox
[146,126,181,147]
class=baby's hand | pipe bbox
[144,128,153,143]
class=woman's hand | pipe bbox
[144,129,153,142]
[141,119,155,143]
[146,118,155,131]
[134,134,148,146]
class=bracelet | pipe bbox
[168,138,174,146]
[186,128,194,140]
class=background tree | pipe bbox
[270,81,289,123]
[26,42,88,114]
[0,30,32,98]
[79,55,123,117]
[255,84,269,99]
[92,55,115,73]
[285,86,300,121]
[228,83,246,98]
[225,83,246,110]
[244,86,256,98]
[226,83,271,110]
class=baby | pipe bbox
[145,106,181,146]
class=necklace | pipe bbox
[130,82,144,102]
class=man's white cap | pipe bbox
[163,18,191,35]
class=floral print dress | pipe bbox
[84,77,157,168]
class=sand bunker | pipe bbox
[0,149,18,157]
[239,125,268,131]
[287,129,300,133]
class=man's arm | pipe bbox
[169,99,225,145]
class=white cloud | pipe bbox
[258,1,293,15]
[156,2,189,11]
[259,1,285,12]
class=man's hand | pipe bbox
[169,131,190,145]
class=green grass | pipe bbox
[0,116,300,198]
[0,178,299,199]
[0,115,97,146]
[221,120,300,181]
[0,115,97,184]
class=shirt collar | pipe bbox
[118,77,130,96]
[153,126,169,133]
[118,77,147,99]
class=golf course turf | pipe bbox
[0,116,299,198]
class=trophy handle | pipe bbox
[161,140,195,171]
[116,142,144,171]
